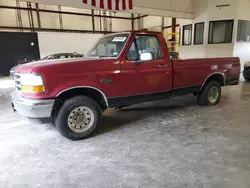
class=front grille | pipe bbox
[13,73,21,91]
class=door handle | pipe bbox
[159,64,168,68]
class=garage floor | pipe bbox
[1,77,250,188]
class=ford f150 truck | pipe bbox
[11,30,241,140]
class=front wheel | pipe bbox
[197,81,221,106]
[55,96,102,140]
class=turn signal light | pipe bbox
[21,85,45,93]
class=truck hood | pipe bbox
[14,57,101,73]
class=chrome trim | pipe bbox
[13,73,21,91]
[56,86,109,107]
[201,72,225,89]
[11,91,54,118]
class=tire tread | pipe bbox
[198,81,221,106]
[56,95,102,140]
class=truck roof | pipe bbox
[106,30,162,35]
[132,30,162,34]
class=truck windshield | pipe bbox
[86,33,129,58]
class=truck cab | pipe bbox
[11,30,241,140]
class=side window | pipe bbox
[126,41,139,61]
[182,24,192,45]
[135,35,162,60]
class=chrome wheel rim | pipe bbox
[208,86,219,104]
[67,106,95,133]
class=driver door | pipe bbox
[134,34,172,94]
[121,34,172,97]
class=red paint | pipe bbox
[128,0,133,9]
[100,0,104,8]
[122,0,126,10]
[83,0,133,10]
[115,0,119,10]
[15,31,241,102]
[107,0,112,9]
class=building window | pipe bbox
[182,24,192,45]
[194,22,204,45]
[237,20,250,42]
[208,20,234,44]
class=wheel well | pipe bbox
[51,88,108,121]
[203,74,225,88]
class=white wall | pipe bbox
[233,43,250,70]
[143,16,161,30]
[37,32,103,58]
[179,0,238,59]
[179,46,205,58]
[232,0,250,71]
[0,9,16,27]
[207,0,238,21]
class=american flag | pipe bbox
[82,0,133,10]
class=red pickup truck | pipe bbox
[11,30,240,140]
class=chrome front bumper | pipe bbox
[11,91,55,119]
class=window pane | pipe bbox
[96,43,117,57]
[237,20,250,42]
[183,24,192,45]
[194,22,204,44]
[135,35,162,60]
[127,41,138,61]
[87,34,129,57]
[209,20,234,44]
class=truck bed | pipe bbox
[172,57,240,90]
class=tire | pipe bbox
[243,69,250,81]
[243,75,250,82]
[197,81,221,106]
[55,96,102,140]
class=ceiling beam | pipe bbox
[0,5,132,20]
[0,26,113,34]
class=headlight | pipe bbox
[20,73,45,93]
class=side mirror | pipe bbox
[140,52,153,61]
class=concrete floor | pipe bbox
[1,78,250,188]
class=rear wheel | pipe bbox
[197,81,221,106]
[55,96,102,140]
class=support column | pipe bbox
[161,17,164,33]
[35,3,41,30]
[171,18,176,52]
[91,9,95,32]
